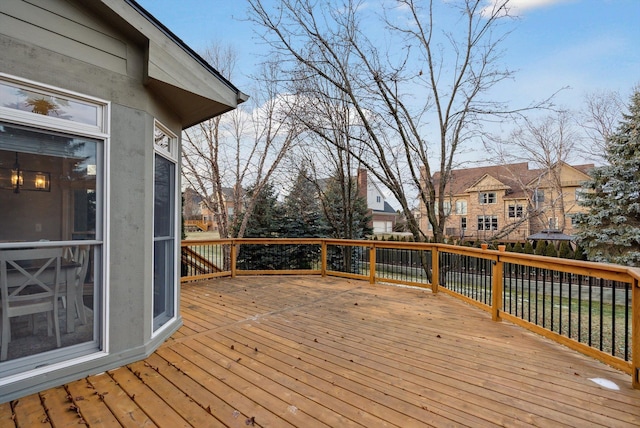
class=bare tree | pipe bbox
[578,89,625,163]
[181,46,298,239]
[247,0,551,242]
[285,65,371,240]
[486,111,579,234]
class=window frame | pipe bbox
[479,192,496,204]
[0,73,110,379]
[508,204,524,219]
[477,215,498,231]
[152,120,179,336]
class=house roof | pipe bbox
[433,162,538,200]
[432,162,594,200]
[373,201,397,214]
[527,230,575,241]
[90,0,248,128]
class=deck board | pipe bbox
[5,275,640,427]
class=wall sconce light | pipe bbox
[1,153,51,193]
[34,172,50,190]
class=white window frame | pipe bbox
[152,120,179,337]
[455,200,467,215]
[0,72,110,381]
[479,192,496,204]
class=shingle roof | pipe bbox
[433,162,537,199]
[432,162,594,200]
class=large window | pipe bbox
[0,75,106,375]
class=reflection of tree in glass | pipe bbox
[18,90,71,119]
[25,97,59,116]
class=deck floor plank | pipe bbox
[0,402,14,426]
[39,385,85,427]
[155,346,298,428]
[9,393,49,427]
[283,298,640,423]
[5,275,640,427]
[86,372,157,428]
[108,367,191,427]
[65,378,121,426]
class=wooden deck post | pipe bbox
[431,247,439,293]
[492,255,503,322]
[633,277,640,389]
[321,241,327,277]
[231,243,237,278]
[369,245,376,284]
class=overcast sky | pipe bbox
[137,0,639,110]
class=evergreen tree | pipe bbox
[320,173,372,272]
[573,243,587,261]
[523,242,534,254]
[545,243,558,258]
[321,175,372,240]
[281,169,328,269]
[235,182,286,269]
[558,241,573,259]
[576,90,640,266]
[282,169,328,238]
[512,242,523,253]
[534,240,547,256]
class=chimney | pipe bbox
[357,168,367,199]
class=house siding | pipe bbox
[0,0,240,403]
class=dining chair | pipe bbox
[0,247,63,361]
[70,245,90,325]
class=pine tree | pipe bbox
[558,241,573,259]
[281,169,328,269]
[523,242,534,254]
[534,241,547,256]
[320,173,372,272]
[235,182,286,269]
[576,90,640,266]
[545,243,558,258]
[282,168,328,238]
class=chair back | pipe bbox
[0,247,63,304]
[72,245,90,286]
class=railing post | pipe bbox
[321,240,327,277]
[633,278,640,389]
[431,246,438,293]
[492,255,503,322]
[231,242,237,278]
[369,244,376,284]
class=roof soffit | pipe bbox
[95,0,245,127]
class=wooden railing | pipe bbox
[181,238,640,388]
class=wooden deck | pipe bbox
[3,276,640,427]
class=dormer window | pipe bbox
[479,192,496,204]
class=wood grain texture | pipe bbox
[4,275,640,427]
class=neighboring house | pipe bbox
[0,0,245,403]
[183,187,204,220]
[199,187,239,231]
[357,169,398,234]
[419,162,593,242]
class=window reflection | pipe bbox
[0,82,98,126]
[0,124,101,366]
[0,124,98,242]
